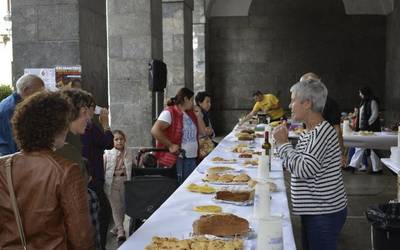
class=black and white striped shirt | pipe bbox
[278,120,347,215]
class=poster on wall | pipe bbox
[55,65,82,89]
[24,68,56,91]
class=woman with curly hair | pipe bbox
[0,91,94,249]
[56,88,103,249]
[57,88,95,179]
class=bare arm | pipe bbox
[240,110,257,125]
[194,106,207,136]
[334,124,346,167]
[333,125,344,154]
[151,120,180,153]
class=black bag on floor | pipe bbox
[366,203,400,250]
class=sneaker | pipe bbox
[345,166,356,174]
[358,164,367,172]
[110,227,118,236]
[368,170,383,175]
[117,233,126,247]
[343,166,353,171]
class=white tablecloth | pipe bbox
[381,158,400,175]
[119,132,296,250]
[290,131,397,150]
[343,132,397,150]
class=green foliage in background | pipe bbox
[0,85,13,102]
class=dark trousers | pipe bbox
[90,180,112,250]
[300,207,347,250]
[175,158,197,184]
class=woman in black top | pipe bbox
[348,86,382,174]
[194,92,214,138]
[356,87,380,132]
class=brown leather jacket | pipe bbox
[0,150,94,250]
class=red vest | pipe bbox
[155,105,199,167]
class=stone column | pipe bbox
[107,0,163,147]
[12,0,108,106]
[162,0,194,98]
[193,0,207,93]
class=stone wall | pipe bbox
[79,0,108,106]
[107,0,163,147]
[163,0,193,98]
[12,0,108,106]
[208,0,386,134]
[12,0,80,82]
[386,0,400,126]
[193,0,207,93]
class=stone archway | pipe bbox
[206,0,253,17]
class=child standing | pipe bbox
[104,130,132,243]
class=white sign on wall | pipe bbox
[24,68,57,91]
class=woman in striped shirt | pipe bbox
[273,79,347,250]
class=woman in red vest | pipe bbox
[151,87,203,183]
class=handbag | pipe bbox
[199,137,214,159]
[4,155,27,250]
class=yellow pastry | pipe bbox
[187,183,216,194]
[233,173,251,182]
[218,174,235,182]
[207,166,234,174]
[193,205,222,213]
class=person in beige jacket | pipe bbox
[0,91,94,250]
[104,130,132,243]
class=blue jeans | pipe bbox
[348,147,367,166]
[300,207,347,250]
[175,158,197,184]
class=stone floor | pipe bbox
[288,167,397,250]
[106,166,397,250]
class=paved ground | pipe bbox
[289,167,397,250]
[106,164,397,250]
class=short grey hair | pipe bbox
[290,79,328,113]
[16,74,43,94]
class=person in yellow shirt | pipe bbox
[240,90,285,125]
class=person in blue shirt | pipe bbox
[0,74,44,156]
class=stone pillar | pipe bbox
[107,0,163,147]
[385,0,400,124]
[193,0,207,93]
[12,0,80,81]
[12,0,108,106]
[162,0,194,98]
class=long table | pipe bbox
[119,131,296,250]
[343,132,397,150]
[381,158,400,175]
[290,131,397,150]
[381,158,400,202]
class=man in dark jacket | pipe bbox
[81,106,114,249]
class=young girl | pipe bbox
[104,130,133,242]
